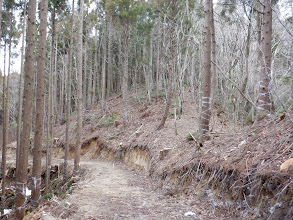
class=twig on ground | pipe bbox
[128,124,144,139]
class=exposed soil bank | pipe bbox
[53,93,293,220]
[75,136,293,220]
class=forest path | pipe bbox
[45,159,222,220]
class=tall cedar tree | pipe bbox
[256,0,273,115]
[31,0,48,209]
[199,0,212,143]
[15,0,37,218]
[74,0,84,176]
[1,4,13,214]
[64,0,75,180]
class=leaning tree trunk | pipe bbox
[64,0,75,180]
[74,0,84,176]
[256,0,273,116]
[15,0,37,218]
[31,0,48,209]
[199,0,212,144]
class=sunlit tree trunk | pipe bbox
[15,0,37,218]
[31,0,48,209]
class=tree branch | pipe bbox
[212,60,257,109]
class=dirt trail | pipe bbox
[46,159,225,220]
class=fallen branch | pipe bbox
[128,124,144,139]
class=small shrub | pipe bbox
[98,114,117,127]
[43,192,53,199]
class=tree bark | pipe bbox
[15,0,37,218]
[74,0,84,176]
[1,9,12,214]
[46,6,56,194]
[101,22,107,112]
[210,4,217,112]
[64,0,75,180]
[16,0,26,171]
[122,27,130,126]
[92,19,98,105]
[257,0,273,115]
[199,0,212,143]
[107,17,113,98]
[31,0,48,209]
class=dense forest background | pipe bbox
[0,0,292,219]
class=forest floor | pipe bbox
[40,159,229,220]
[2,89,293,219]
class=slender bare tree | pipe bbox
[157,0,177,130]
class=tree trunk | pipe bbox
[87,47,92,107]
[1,41,6,218]
[156,32,160,102]
[15,0,37,218]
[16,0,26,172]
[210,5,217,112]
[83,29,88,108]
[107,18,113,98]
[122,27,130,126]
[92,21,98,105]
[199,0,212,143]
[257,0,273,115]
[46,7,56,194]
[101,22,107,112]
[148,32,153,103]
[1,10,12,214]
[64,0,75,180]
[31,0,48,209]
[74,0,84,176]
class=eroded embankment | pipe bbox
[65,136,293,220]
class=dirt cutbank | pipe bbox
[53,92,293,219]
[70,130,292,220]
